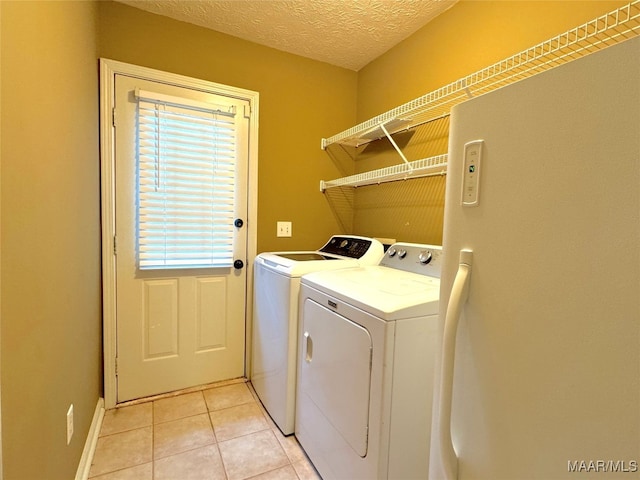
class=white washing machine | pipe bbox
[295,243,442,479]
[251,235,384,435]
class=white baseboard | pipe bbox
[75,397,105,480]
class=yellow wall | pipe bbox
[98,1,358,253]
[0,1,102,478]
[348,0,628,245]
[0,2,632,477]
[358,0,629,119]
[98,1,627,250]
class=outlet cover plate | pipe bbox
[277,221,292,237]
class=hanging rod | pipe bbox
[320,154,447,192]
[322,0,640,149]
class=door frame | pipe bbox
[99,59,259,409]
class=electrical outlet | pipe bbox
[277,221,292,237]
[66,404,74,445]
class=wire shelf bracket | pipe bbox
[321,0,640,152]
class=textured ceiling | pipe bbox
[116,0,458,71]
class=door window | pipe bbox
[136,90,238,269]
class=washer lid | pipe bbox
[254,235,385,277]
[301,266,440,320]
[256,252,361,277]
[275,253,338,261]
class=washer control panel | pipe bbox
[318,235,384,261]
[381,242,443,277]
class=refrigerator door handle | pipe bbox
[437,249,473,480]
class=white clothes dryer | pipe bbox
[251,235,384,435]
[295,243,442,479]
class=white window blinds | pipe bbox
[136,90,237,269]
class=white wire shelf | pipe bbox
[322,0,640,150]
[320,154,447,192]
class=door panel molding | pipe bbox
[100,59,259,408]
[195,277,228,352]
[143,279,179,359]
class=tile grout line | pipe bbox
[93,383,317,480]
[204,390,231,480]
[247,382,306,479]
[116,377,247,409]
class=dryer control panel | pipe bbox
[380,243,443,278]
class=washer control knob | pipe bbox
[398,249,407,259]
[419,251,433,264]
[387,248,397,257]
[340,239,349,248]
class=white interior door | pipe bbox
[114,74,250,402]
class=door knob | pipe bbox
[234,218,244,228]
[234,259,244,270]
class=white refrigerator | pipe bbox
[431,36,640,480]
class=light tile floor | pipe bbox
[89,382,321,480]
